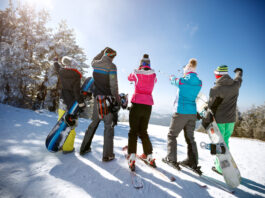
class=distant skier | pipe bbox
[162,58,202,172]
[202,65,243,174]
[127,54,157,171]
[79,47,120,162]
[57,56,86,153]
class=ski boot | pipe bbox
[79,148,91,156]
[102,154,115,162]
[140,153,156,168]
[179,159,202,175]
[162,157,181,170]
[128,153,136,171]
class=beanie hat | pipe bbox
[139,54,151,69]
[61,56,79,69]
[183,58,197,74]
[214,65,228,75]
[104,47,117,58]
[62,56,73,66]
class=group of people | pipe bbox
[55,47,243,174]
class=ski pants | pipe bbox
[215,122,235,173]
[58,109,76,152]
[80,98,115,158]
[128,103,153,155]
[167,113,198,165]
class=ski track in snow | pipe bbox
[0,103,265,198]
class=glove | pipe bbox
[234,68,243,76]
[65,114,77,127]
[169,75,175,81]
[201,111,213,129]
[78,102,86,113]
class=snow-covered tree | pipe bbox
[234,104,265,141]
[0,1,90,112]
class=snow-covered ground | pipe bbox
[0,103,264,198]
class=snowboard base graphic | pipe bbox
[196,93,241,188]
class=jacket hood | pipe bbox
[134,68,155,75]
[182,72,201,86]
[92,56,113,69]
[215,74,234,86]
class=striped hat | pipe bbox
[214,65,228,75]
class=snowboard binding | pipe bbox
[200,142,226,155]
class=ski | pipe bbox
[179,163,235,194]
[130,171,144,189]
[122,146,143,189]
[161,159,207,189]
[136,154,176,182]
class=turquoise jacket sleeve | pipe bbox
[170,75,180,87]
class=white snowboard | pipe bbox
[196,93,241,188]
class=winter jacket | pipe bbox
[208,73,242,123]
[128,68,157,106]
[170,72,202,114]
[92,55,119,101]
[59,68,83,109]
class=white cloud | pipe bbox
[186,23,199,36]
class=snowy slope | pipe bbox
[0,103,264,198]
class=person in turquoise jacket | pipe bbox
[163,58,202,173]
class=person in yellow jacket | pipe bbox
[56,56,85,153]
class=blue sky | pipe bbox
[1,0,265,112]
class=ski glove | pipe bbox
[201,111,213,129]
[78,102,86,113]
[65,114,77,127]
[234,68,243,76]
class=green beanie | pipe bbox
[214,65,228,75]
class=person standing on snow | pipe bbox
[127,54,157,171]
[162,58,202,173]
[202,65,243,174]
[80,47,120,162]
[58,56,86,154]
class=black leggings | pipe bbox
[128,103,153,155]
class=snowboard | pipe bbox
[45,77,94,152]
[200,142,226,155]
[196,93,241,188]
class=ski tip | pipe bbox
[170,176,176,182]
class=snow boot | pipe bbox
[179,159,202,175]
[140,153,156,168]
[102,154,115,162]
[162,157,181,170]
[128,153,136,171]
[79,148,91,156]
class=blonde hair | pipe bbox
[188,58,197,68]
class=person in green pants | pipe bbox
[207,65,243,174]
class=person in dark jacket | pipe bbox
[58,56,85,153]
[80,47,119,162]
[127,54,157,170]
[203,65,243,174]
